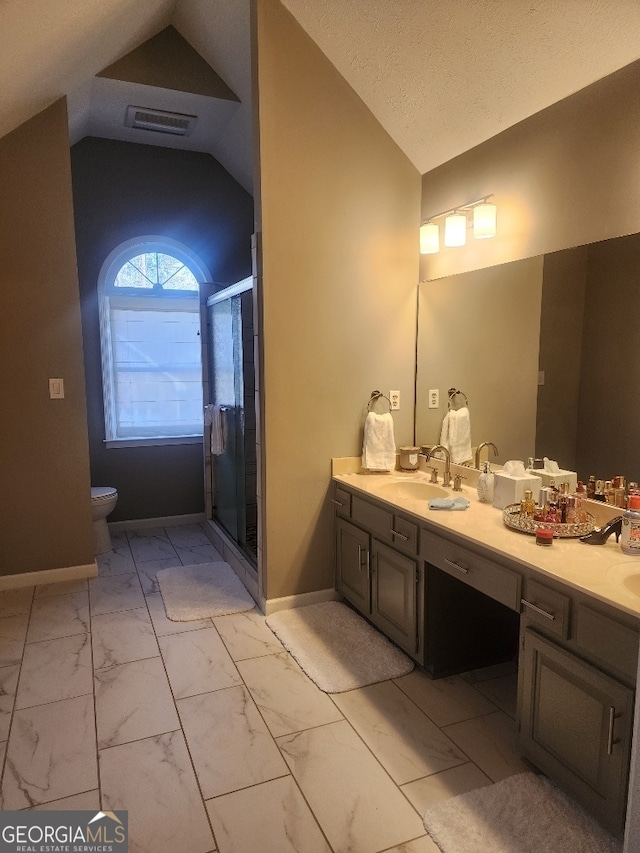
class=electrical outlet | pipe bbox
[428,388,439,408]
[49,378,64,399]
[389,390,400,410]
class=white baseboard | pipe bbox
[0,562,98,591]
[109,513,205,533]
[262,587,340,616]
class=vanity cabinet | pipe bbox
[332,474,639,837]
[334,486,423,662]
[518,577,638,836]
[520,627,634,836]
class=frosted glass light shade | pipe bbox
[473,202,497,239]
[420,222,440,254]
[444,213,467,247]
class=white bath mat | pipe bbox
[423,771,621,853]
[157,562,255,621]
[265,601,414,693]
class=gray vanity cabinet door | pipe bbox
[520,628,633,837]
[370,540,419,656]
[336,518,371,613]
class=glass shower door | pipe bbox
[207,280,256,562]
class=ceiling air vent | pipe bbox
[124,106,197,137]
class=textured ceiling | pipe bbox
[1,0,640,189]
[280,0,640,173]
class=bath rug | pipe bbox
[157,562,255,620]
[265,601,414,693]
[422,771,621,853]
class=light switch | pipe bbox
[49,378,64,399]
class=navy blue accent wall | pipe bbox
[71,137,254,521]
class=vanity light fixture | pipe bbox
[444,212,467,247]
[419,221,440,254]
[420,195,497,253]
[473,200,498,239]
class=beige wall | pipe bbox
[416,257,544,463]
[255,0,421,599]
[420,59,640,282]
[0,100,94,574]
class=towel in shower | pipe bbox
[440,406,472,465]
[362,412,396,471]
[204,404,227,456]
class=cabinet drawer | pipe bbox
[421,529,521,610]
[352,495,392,535]
[352,496,418,555]
[574,604,639,683]
[389,515,419,555]
[521,579,571,639]
[332,486,351,518]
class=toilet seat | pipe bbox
[91,486,117,503]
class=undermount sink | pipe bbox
[373,480,449,501]
[607,562,640,598]
[623,574,640,597]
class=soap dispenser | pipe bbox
[477,461,495,503]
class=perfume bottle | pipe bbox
[520,489,535,518]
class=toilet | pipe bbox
[90,487,118,555]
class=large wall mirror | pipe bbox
[416,230,640,483]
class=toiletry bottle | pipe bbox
[565,496,578,524]
[476,461,494,504]
[520,489,535,518]
[613,476,626,508]
[594,480,606,502]
[558,483,569,523]
[621,495,640,556]
[604,480,615,505]
[587,475,596,500]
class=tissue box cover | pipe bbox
[531,469,577,494]
[492,472,542,509]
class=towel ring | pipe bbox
[447,388,468,410]
[368,390,392,413]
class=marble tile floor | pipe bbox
[0,522,526,853]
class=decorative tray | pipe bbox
[502,504,596,538]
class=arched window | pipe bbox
[98,237,210,445]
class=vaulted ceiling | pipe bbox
[1,0,640,193]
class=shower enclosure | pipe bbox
[206,277,257,564]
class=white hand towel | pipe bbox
[441,406,472,465]
[362,412,396,471]
[439,411,452,450]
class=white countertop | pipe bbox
[333,467,640,619]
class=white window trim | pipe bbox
[98,236,212,447]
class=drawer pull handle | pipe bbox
[521,599,555,621]
[332,499,345,507]
[445,559,469,575]
[391,529,409,541]
[607,706,622,755]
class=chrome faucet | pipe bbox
[475,441,499,470]
[426,445,452,488]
